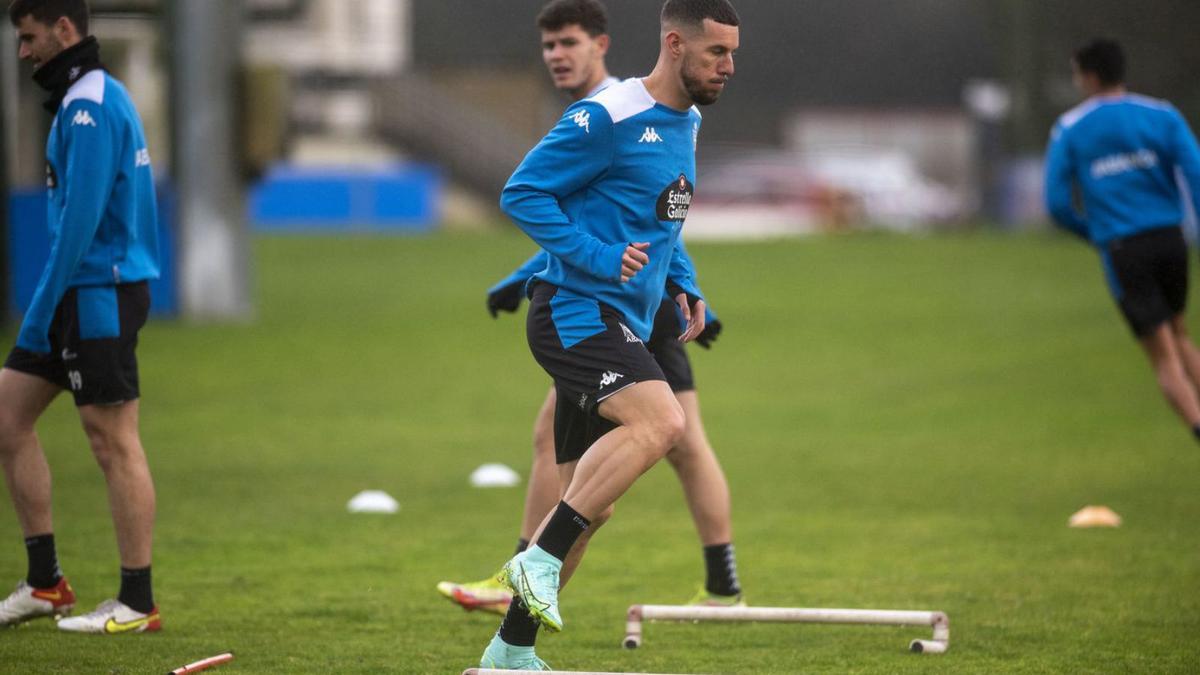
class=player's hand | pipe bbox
[621,243,650,282]
[486,281,525,318]
[676,293,706,343]
[695,319,722,349]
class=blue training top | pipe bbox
[18,70,160,354]
[487,244,719,329]
[1044,93,1200,245]
[501,78,705,347]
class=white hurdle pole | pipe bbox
[623,605,950,654]
[460,662,691,667]
[464,670,691,675]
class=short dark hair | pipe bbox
[661,0,740,30]
[8,0,89,35]
[536,0,608,38]
[1074,39,1125,86]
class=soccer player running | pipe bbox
[1045,38,1200,442]
[440,0,743,618]
[0,0,162,633]
[478,0,740,669]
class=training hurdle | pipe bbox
[464,670,689,675]
[623,605,950,654]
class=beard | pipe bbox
[681,58,724,106]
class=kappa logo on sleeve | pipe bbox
[45,163,58,189]
[572,110,591,133]
[71,109,96,127]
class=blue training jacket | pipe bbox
[500,78,704,347]
[1044,93,1200,245]
[17,70,160,354]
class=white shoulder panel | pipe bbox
[62,70,106,107]
[1125,93,1173,113]
[591,78,656,125]
[1059,99,1102,130]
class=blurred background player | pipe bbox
[1045,38,1200,442]
[0,0,161,634]
[438,0,743,619]
[477,0,739,669]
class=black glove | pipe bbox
[486,281,525,318]
[695,319,722,349]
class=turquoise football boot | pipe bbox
[499,546,564,633]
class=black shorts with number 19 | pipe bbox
[526,282,666,464]
[5,282,150,407]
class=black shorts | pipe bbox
[1101,226,1187,337]
[647,299,696,393]
[527,283,666,464]
[5,282,150,406]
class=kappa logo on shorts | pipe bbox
[619,323,642,343]
[600,371,624,388]
[579,392,589,409]
[61,348,78,361]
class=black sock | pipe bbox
[534,501,590,562]
[1192,424,1200,442]
[515,538,530,556]
[497,598,540,647]
[703,543,742,597]
[24,534,63,589]
[117,566,155,613]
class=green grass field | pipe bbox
[1,229,1199,674]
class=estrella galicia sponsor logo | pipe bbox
[46,163,58,189]
[656,174,693,222]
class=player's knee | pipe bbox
[634,406,685,456]
[0,408,36,453]
[82,425,117,469]
[81,421,135,470]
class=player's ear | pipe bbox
[595,34,610,57]
[53,15,76,42]
[664,29,685,58]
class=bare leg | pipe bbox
[525,381,684,584]
[78,401,155,569]
[1138,323,1200,429]
[554,460,612,588]
[665,390,733,546]
[558,381,684,518]
[519,388,561,543]
[0,369,62,538]
[1169,315,1200,395]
